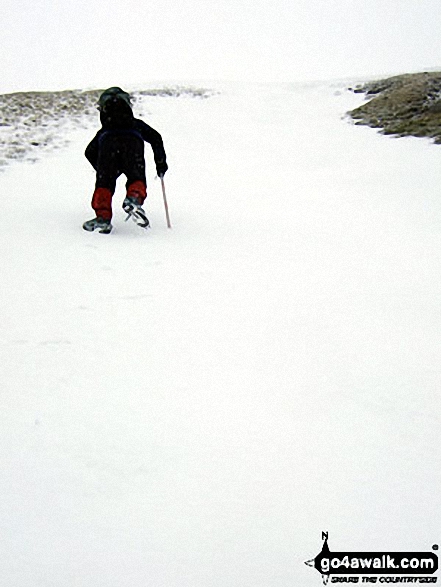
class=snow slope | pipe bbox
[0,81,440,586]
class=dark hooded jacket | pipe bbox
[85,98,167,175]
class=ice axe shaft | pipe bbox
[160,176,172,229]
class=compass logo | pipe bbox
[305,533,438,585]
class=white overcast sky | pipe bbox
[1,0,441,92]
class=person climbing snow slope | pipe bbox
[83,87,168,233]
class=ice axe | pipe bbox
[160,175,172,229]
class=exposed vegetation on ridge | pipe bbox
[348,72,441,143]
[0,86,213,169]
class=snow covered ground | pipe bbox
[0,80,440,586]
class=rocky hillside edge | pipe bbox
[3,75,440,170]
[0,86,212,169]
[348,72,441,143]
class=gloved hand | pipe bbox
[156,160,168,177]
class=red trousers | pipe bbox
[91,180,146,220]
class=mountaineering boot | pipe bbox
[122,197,149,229]
[122,180,149,228]
[82,216,113,234]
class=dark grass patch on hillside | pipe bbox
[348,72,441,143]
[0,86,213,169]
